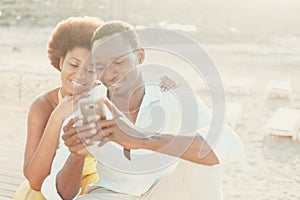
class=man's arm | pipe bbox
[78,99,243,166]
[56,154,85,199]
[141,95,243,165]
[41,118,89,199]
[80,118,242,166]
[142,123,243,165]
[92,120,237,166]
[142,134,219,165]
[56,118,92,199]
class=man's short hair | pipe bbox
[91,20,140,49]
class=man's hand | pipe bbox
[62,117,92,157]
[160,75,178,91]
[78,99,149,150]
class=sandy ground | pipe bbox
[1,23,300,200]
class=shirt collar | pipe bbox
[141,83,161,108]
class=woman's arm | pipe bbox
[23,91,76,191]
[160,75,177,91]
[23,95,63,190]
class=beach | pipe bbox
[1,1,300,199]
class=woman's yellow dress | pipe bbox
[13,89,99,199]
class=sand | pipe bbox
[1,4,300,199]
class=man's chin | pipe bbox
[72,86,90,96]
[109,87,129,98]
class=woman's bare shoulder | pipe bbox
[29,87,60,116]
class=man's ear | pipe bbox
[59,57,64,71]
[136,48,145,64]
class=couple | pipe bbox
[16,17,243,200]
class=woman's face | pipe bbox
[60,47,95,95]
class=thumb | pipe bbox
[92,80,102,88]
[103,98,113,112]
[103,98,124,118]
[97,137,110,147]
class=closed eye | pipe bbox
[85,68,96,73]
[96,67,104,71]
[114,58,125,64]
[82,64,96,73]
[70,63,79,68]
[115,60,123,64]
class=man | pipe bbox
[42,21,243,200]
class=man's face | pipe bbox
[91,34,143,97]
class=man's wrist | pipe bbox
[143,134,172,151]
[70,153,86,163]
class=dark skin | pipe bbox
[63,98,218,163]
[23,47,93,191]
[23,87,60,190]
[56,35,218,199]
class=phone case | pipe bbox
[79,98,106,123]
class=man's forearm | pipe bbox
[144,134,219,165]
[56,154,85,199]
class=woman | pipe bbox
[13,17,176,199]
[13,16,103,200]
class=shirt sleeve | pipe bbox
[196,98,244,165]
[41,119,82,199]
[41,85,107,198]
[41,142,74,199]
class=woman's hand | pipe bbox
[52,91,90,122]
[160,75,178,91]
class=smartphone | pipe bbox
[80,97,131,160]
[79,97,106,124]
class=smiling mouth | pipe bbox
[71,79,86,87]
[109,82,118,88]
[108,79,125,88]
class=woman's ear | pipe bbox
[59,57,64,71]
[137,48,145,64]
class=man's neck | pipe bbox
[109,80,145,116]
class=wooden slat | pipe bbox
[0,168,23,179]
[0,167,23,198]
[0,147,24,198]
[0,159,22,171]
[0,152,22,160]
[0,182,18,192]
[0,174,24,185]
[0,108,27,198]
[0,145,24,152]
[0,187,14,199]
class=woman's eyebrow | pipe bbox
[68,57,81,62]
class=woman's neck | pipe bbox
[59,87,70,98]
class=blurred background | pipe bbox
[0,0,300,199]
[1,0,300,41]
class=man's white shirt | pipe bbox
[41,83,243,199]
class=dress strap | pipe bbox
[58,88,63,103]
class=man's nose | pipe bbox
[76,68,86,80]
[106,67,118,81]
